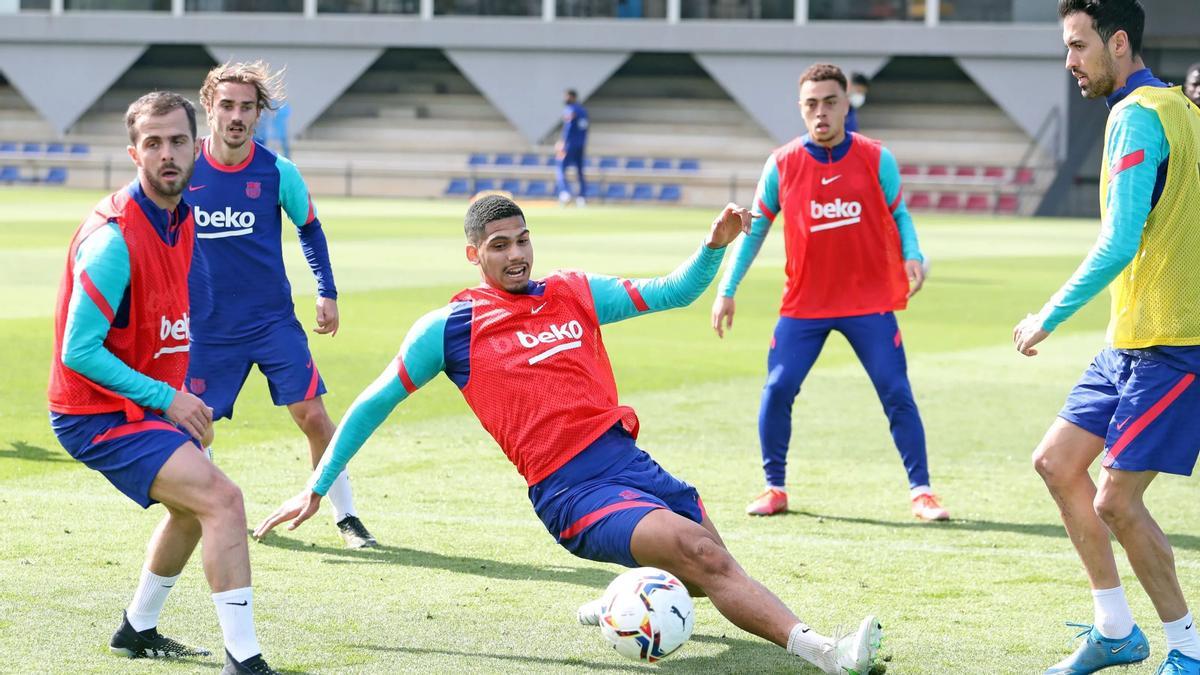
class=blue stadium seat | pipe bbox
[474,178,496,193]
[678,158,701,171]
[70,143,89,155]
[46,142,65,154]
[21,143,40,154]
[651,158,672,171]
[0,166,20,183]
[444,177,471,196]
[519,153,540,166]
[493,153,514,166]
[658,184,682,202]
[598,156,619,170]
[524,181,550,198]
[545,154,557,166]
[603,183,628,201]
[0,142,15,154]
[624,157,646,170]
[501,178,522,194]
[631,184,654,201]
[468,153,488,166]
[583,182,600,199]
[44,167,67,184]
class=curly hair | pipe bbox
[799,63,847,92]
[465,195,525,244]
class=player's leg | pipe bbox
[258,319,375,548]
[555,152,571,204]
[149,441,277,672]
[837,312,945,520]
[1093,359,1200,670]
[748,317,831,515]
[629,510,880,673]
[1036,349,1152,673]
[574,151,587,205]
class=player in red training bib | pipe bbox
[48,92,278,674]
[712,63,949,522]
[254,196,884,673]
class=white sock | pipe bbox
[786,622,835,671]
[910,485,933,499]
[126,568,179,632]
[326,470,356,523]
[212,587,261,662]
[1092,586,1135,639]
[767,485,786,492]
[1164,611,1200,659]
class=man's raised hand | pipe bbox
[706,203,751,249]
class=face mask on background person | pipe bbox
[849,93,866,108]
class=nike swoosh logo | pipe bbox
[188,185,206,191]
[821,176,841,185]
[225,601,249,606]
[1111,642,1130,654]
[1116,417,1132,431]
[1188,623,1194,631]
[531,303,547,314]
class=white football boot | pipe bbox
[818,615,883,674]
[576,598,604,626]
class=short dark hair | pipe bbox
[565,88,578,99]
[1058,0,1145,57]
[125,91,197,144]
[850,72,870,87]
[464,195,525,244]
[799,63,847,92]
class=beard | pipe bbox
[1077,51,1118,99]
[145,161,195,198]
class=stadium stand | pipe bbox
[0,49,1053,214]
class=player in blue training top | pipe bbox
[189,62,377,549]
[555,88,589,206]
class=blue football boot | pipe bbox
[1155,649,1200,674]
[1044,623,1150,674]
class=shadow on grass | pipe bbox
[352,632,865,673]
[254,535,612,589]
[792,510,1200,552]
[1,440,69,463]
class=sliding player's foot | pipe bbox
[577,598,604,626]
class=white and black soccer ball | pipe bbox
[598,567,694,663]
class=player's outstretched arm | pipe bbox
[253,307,449,539]
[878,146,926,299]
[588,203,750,325]
[1013,105,1164,357]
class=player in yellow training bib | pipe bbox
[1014,1,1200,674]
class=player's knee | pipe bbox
[204,475,246,525]
[682,533,735,581]
[1032,443,1071,484]
[292,402,333,436]
[1093,489,1132,529]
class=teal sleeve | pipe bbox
[718,155,779,297]
[276,156,315,227]
[61,223,176,411]
[1038,104,1166,332]
[587,244,726,325]
[310,306,448,495]
[879,147,923,262]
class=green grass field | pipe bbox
[2,188,1197,674]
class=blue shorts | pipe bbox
[529,426,706,568]
[1059,348,1200,475]
[50,410,197,508]
[187,318,326,420]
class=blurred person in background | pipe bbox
[555,88,589,206]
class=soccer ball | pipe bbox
[598,567,694,663]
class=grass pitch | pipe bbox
[1,189,1196,674]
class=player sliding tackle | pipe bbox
[255,196,883,673]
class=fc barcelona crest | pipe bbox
[245,181,261,199]
[189,378,206,395]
